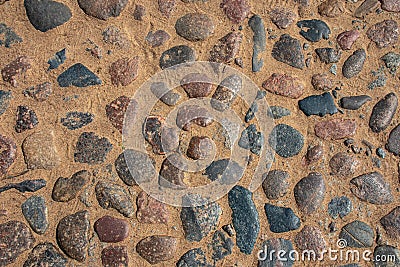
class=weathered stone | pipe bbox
[95,181,134,217]
[209,32,242,65]
[380,206,400,239]
[175,13,214,41]
[21,196,48,234]
[22,131,60,170]
[74,132,112,164]
[329,152,359,177]
[56,211,89,262]
[294,226,326,257]
[367,20,399,48]
[270,7,296,29]
[369,92,398,133]
[262,170,290,200]
[137,191,169,224]
[52,170,90,202]
[272,34,304,69]
[101,246,128,267]
[106,96,133,133]
[94,215,129,243]
[342,49,366,78]
[221,0,250,24]
[77,0,128,20]
[1,56,31,87]
[264,204,301,233]
[109,57,139,86]
[350,172,393,205]
[176,105,213,131]
[315,119,357,140]
[211,74,242,111]
[269,124,304,158]
[160,45,196,69]
[339,220,374,248]
[57,63,101,87]
[0,135,16,176]
[136,236,177,264]
[262,73,304,99]
[23,242,67,267]
[15,105,38,133]
[294,172,325,215]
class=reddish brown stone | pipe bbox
[136,236,177,264]
[329,152,359,177]
[146,30,170,48]
[159,153,187,189]
[77,0,128,20]
[94,215,129,243]
[15,106,38,133]
[337,30,360,50]
[367,20,399,48]
[101,246,128,267]
[354,0,380,18]
[143,116,179,155]
[187,136,213,160]
[158,0,176,18]
[380,206,400,239]
[181,73,213,98]
[0,135,16,176]
[109,57,139,86]
[311,73,333,91]
[209,32,242,64]
[294,172,325,215]
[220,0,250,24]
[176,105,213,131]
[262,73,304,99]
[304,144,324,164]
[102,26,130,49]
[136,191,169,224]
[105,96,134,133]
[350,172,393,205]
[294,226,326,257]
[1,56,31,87]
[270,8,296,29]
[315,119,357,140]
[381,0,400,12]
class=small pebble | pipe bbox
[146,30,170,47]
[342,49,366,78]
[101,246,129,267]
[315,47,341,63]
[209,32,243,66]
[264,204,301,233]
[187,136,213,160]
[23,242,67,267]
[136,191,169,224]
[267,106,291,119]
[136,235,177,264]
[220,0,250,24]
[160,45,196,69]
[52,170,90,202]
[340,95,372,110]
[175,13,214,41]
[211,74,241,111]
[269,124,304,158]
[337,30,360,50]
[0,23,22,48]
[329,152,359,177]
[297,19,331,42]
[109,57,139,86]
[57,63,101,87]
[176,105,213,131]
[311,73,333,91]
[1,56,31,87]
[133,4,146,20]
[77,0,128,20]
[272,34,305,69]
[328,196,352,219]
[158,0,176,18]
[315,118,357,140]
[95,181,134,217]
[369,92,398,133]
[367,20,399,48]
[294,172,325,215]
[294,226,326,257]
[47,48,66,70]
[298,92,338,116]
[22,196,48,234]
[262,73,304,99]
[270,7,296,29]
[0,135,16,176]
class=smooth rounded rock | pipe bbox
[175,13,214,41]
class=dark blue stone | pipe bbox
[264,204,301,233]
[177,248,212,267]
[298,92,338,116]
[373,245,400,267]
[24,242,67,266]
[269,124,304,158]
[204,159,244,184]
[238,124,264,155]
[48,48,66,70]
[328,196,352,219]
[339,220,374,248]
[228,185,259,255]
[21,195,48,234]
[297,19,331,42]
[249,15,266,72]
[57,63,101,87]
[0,179,46,193]
[61,111,94,130]
[0,90,12,115]
[258,238,294,267]
[211,230,233,261]
[0,23,22,48]
[245,102,258,122]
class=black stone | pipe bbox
[24,0,72,32]
[272,34,305,69]
[0,179,46,193]
[211,230,234,261]
[298,92,338,116]
[228,185,259,255]
[61,111,94,130]
[21,195,48,234]
[249,15,266,72]
[177,248,212,267]
[339,220,374,248]
[204,159,244,184]
[159,45,196,69]
[57,63,101,87]
[264,204,301,233]
[340,95,372,110]
[238,124,264,155]
[269,124,304,158]
[181,194,221,242]
[387,124,400,155]
[315,47,341,63]
[15,106,39,133]
[297,19,331,42]
[23,242,67,267]
[47,48,66,70]
[0,23,22,48]
[327,196,352,219]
